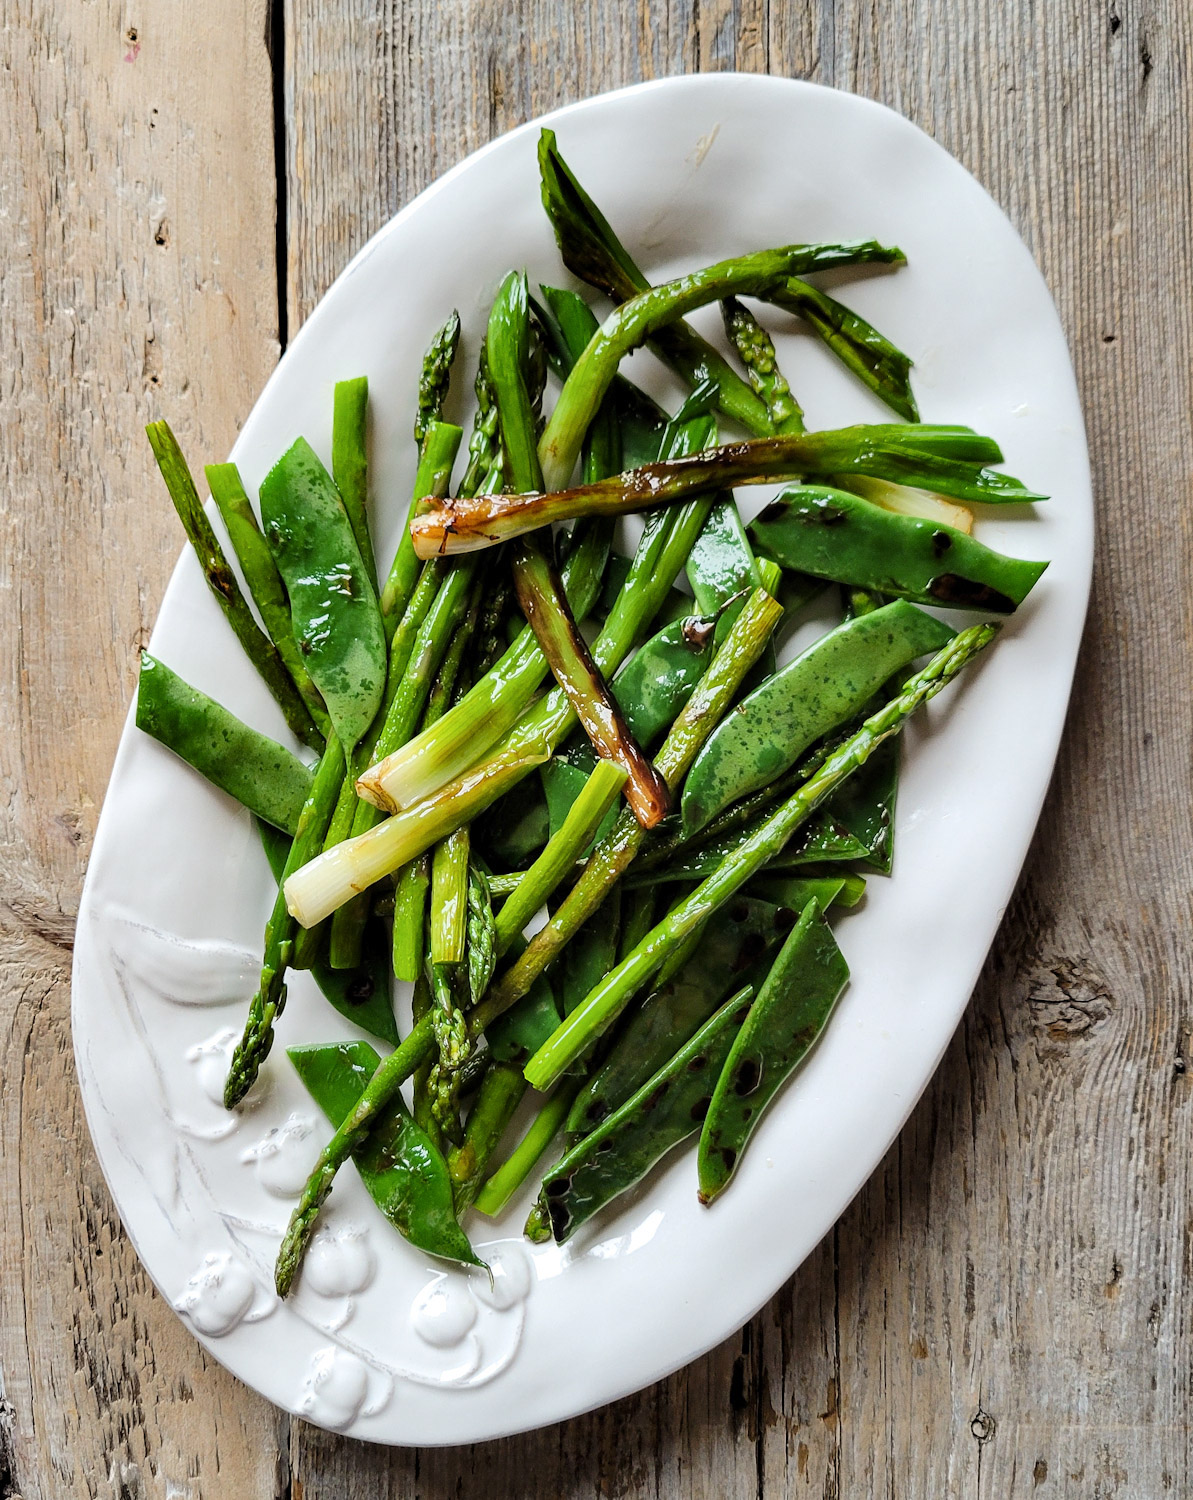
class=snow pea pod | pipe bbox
[612,611,719,747]
[259,437,387,749]
[288,1040,482,1268]
[566,896,791,1142]
[137,653,313,834]
[681,599,954,836]
[823,740,899,872]
[750,484,1047,613]
[685,496,762,616]
[536,985,756,1243]
[627,810,870,887]
[257,822,398,1045]
[697,900,849,1204]
[750,868,866,911]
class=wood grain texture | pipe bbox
[0,0,286,1494]
[2,0,1189,1494]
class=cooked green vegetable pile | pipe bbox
[137,131,1046,1292]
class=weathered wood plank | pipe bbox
[0,0,285,1494]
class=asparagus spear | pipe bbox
[415,309,461,446]
[381,317,465,625]
[205,462,330,734]
[223,733,346,1107]
[411,424,1045,556]
[145,421,323,751]
[523,623,1000,1090]
[721,297,805,434]
[493,760,629,954]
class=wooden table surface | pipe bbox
[3,2,1190,1495]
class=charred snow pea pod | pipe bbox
[566,896,792,1143]
[697,900,850,1203]
[331,377,377,588]
[288,1041,482,1267]
[259,437,387,749]
[611,612,720,749]
[750,485,1048,613]
[534,985,756,1243]
[819,585,899,872]
[766,279,919,422]
[681,599,955,836]
[137,653,314,834]
[258,821,398,1045]
[145,421,324,751]
[205,462,330,735]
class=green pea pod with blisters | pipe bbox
[697,899,850,1204]
[681,598,954,837]
[289,1040,483,1268]
[566,896,792,1142]
[137,654,314,835]
[750,484,1047,613]
[259,436,387,749]
[257,822,398,1045]
[534,984,755,1243]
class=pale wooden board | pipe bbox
[2,0,1190,1494]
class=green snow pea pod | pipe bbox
[257,822,398,1045]
[566,895,791,1142]
[697,899,850,1203]
[681,599,954,837]
[611,611,719,747]
[535,984,756,1243]
[823,740,899,872]
[259,437,387,749]
[685,496,762,616]
[560,895,622,1017]
[289,1040,483,1268]
[475,774,550,869]
[137,654,313,834]
[485,972,562,1066]
[750,868,866,910]
[540,746,617,846]
[750,484,1048,613]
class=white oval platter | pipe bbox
[73,72,1092,1444]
